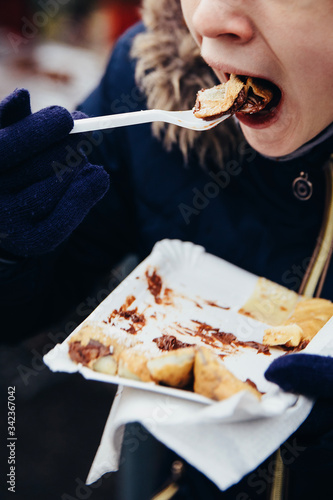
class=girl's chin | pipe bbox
[236,106,303,157]
[234,93,294,155]
[238,125,299,158]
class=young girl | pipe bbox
[0,0,332,498]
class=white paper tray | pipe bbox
[44,239,333,409]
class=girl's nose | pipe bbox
[192,0,255,45]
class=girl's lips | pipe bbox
[236,96,282,128]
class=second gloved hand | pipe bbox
[265,352,333,437]
[265,352,333,398]
[0,88,109,257]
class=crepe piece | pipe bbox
[118,349,154,382]
[92,355,118,376]
[194,347,262,401]
[238,277,300,326]
[193,74,274,119]
[263,324,302,348]
[263,297,333,347]
[193,74,247,119]
[68,327,260,397]
[147,347,195,388]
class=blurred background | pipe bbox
[0,2,142,499]
[0,0,141,110]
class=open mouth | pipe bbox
[235,75,282,116]
[193,74,282,121]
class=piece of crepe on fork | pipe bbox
[194,74,274,119]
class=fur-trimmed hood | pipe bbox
[130,0,242,168]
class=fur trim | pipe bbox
[130,0,241,168]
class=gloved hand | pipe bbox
[265,353,333,398]
[265,352,333,435]
[0,88,109,257]
[265,353,333,497]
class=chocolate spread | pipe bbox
[245,378,263,394]
[236,340,271,355]
[153,334,193,351]
[190,321,221,346]
[105,295,146,334]
[205,301,230,310]
[119,309,146,324]
[146,269,163,303]
[69,340,110,366]
[281,340,309,353]
[239,92,268,114]
[228,88,248,114]
[189,321,271,355]
[212,331,237,344]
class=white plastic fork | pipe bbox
[70,109,231,134]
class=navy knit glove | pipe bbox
[0,88,109,257]
[265,354,333,498]
[265,353,333,441]
[265,353,333,398]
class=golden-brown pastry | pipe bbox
[193,347,262,401]
[118,349,155,382]
[69,323,113,348]
[147,347,195,388]
[263,297,333,347]
[67,323,138,374]
[68,324,115,369]
[238,277,300,326]
[92,355,118,376]
[262,324,302,348]
[193,74,273,120]
[193,74,247,119]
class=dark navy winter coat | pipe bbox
[1,22,333,340]
[0,22,332,499]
